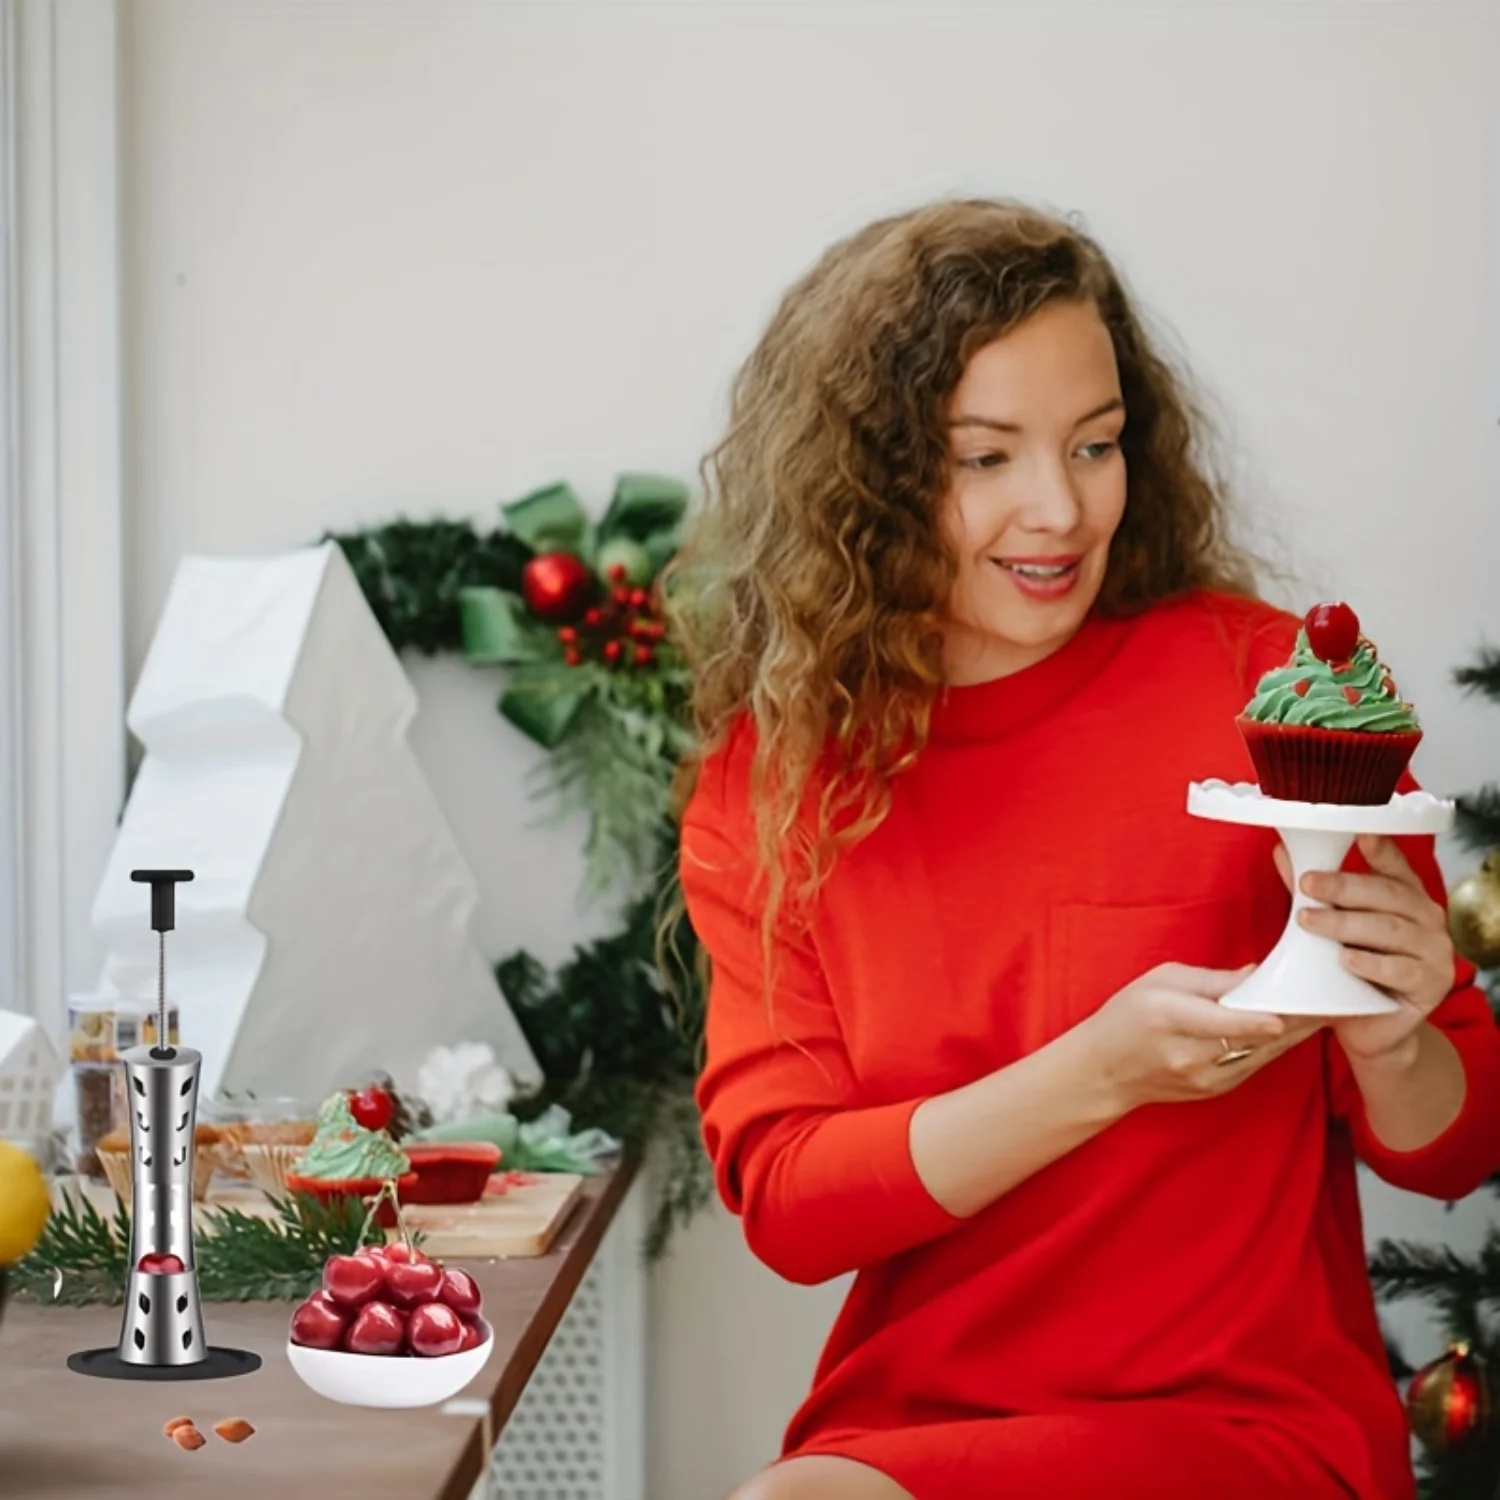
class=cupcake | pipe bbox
[238,1118,319,1198]
[282,1092,414,1224]
[96,1123,222,1203]
[1237,602,1421,805]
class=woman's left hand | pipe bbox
[1274,834,1455,1064]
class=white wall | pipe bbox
[120,3,1499,1496]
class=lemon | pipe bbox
[0,1140,51,1264]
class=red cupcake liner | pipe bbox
[400,1143,503,1205]
[1236,719,1421,805]
[283,1171,418,1228]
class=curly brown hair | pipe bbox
[667,196,1258,934]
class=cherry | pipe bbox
[458,1320,486,1353]
[347,1085,393,1133]
[1303,602,1360,665]
[137,1252,185,1276]
[407,1302,466,1358]
[345,1300,406,1357]
[385,1257,445,1309]
[381,1242,429,1266]
[438,1267,484,1321]
[290,1291,348,1350]
[322,1253,385,1308]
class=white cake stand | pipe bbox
[1186,779,1455,1016]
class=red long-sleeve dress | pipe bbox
[679,588,1500,1500]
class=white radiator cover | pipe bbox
[482,1174,647,1500]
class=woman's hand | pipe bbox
[1078,962,1322,1112]
[1275,835,1455,1065]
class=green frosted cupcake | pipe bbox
[1237,602,1421,805]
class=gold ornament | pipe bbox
[1406,1343,1492,1456]
[1449,851,1500,970]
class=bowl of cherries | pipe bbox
[287,1240,492,1408]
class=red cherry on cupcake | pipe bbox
[347,1085,393,1133]
[407,1302,466,1358]
[323,1252,385,1308]
[438,1267,484,1321]
[345,1300,406,1356]
[1303,602,1360,665]
[385,1256,445,1308]
[137,1252,185,1275]
[290,1290,348,1350]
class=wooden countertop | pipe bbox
[0,1158,638,1499]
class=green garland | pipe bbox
[12,1190,387,1306]
[328,474,709,1260]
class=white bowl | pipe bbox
[286,1319,494,1408]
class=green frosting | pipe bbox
[1242,628,1420,732]
[292,1092,410,1182]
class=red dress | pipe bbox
[679,589,1500,1500]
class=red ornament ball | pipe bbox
[1303,602,1360,665]
[522,553,596,624]
[1406,1344,1491,1456]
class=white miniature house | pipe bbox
[0,1011,60,1142]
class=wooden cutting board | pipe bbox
[57,1172,586,1260]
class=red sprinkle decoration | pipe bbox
[1293,680,1311,697]
[1342,686,1361,705]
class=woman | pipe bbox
[669,198,1500,1500]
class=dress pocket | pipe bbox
[1040,890,1262,1048]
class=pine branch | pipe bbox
[10,1189,131,1305]
[11,1190,391,1306]
[326,519,530,656]
[1454,646,1500,702]
[1368,1237,1500,1306]
[196,1194,388,1303]
[1455,786,1500,855]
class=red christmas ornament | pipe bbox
[606,563,628,584]
[1303,602,1360,665]
[557,626,578,645]
[634,644,654,668]
[563,646,582,667]
[629,587,649,610]
[602,640,623,666]
[521,552,596,624]
[582,606,604,629]
[1406,1344,1491,1456]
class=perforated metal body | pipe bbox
[116,1043,207,1366]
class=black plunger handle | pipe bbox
[130,870,194,932]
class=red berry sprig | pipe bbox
[554,562,667,670]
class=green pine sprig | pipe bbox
[1454,785,1500,856]
[11,1190,392,1307]
[9,1190,130,1305]
[1454,646,1500,703]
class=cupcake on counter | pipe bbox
[1237,602,1422,805]
[284,1092,415,1223]
[96,1122,223,1203]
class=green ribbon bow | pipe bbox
[458,474,688,749]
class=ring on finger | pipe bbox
[1215,1037,1256,1068]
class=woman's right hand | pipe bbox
[1078,962,1323,1112]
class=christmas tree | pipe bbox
[1368,646,1500,1499]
